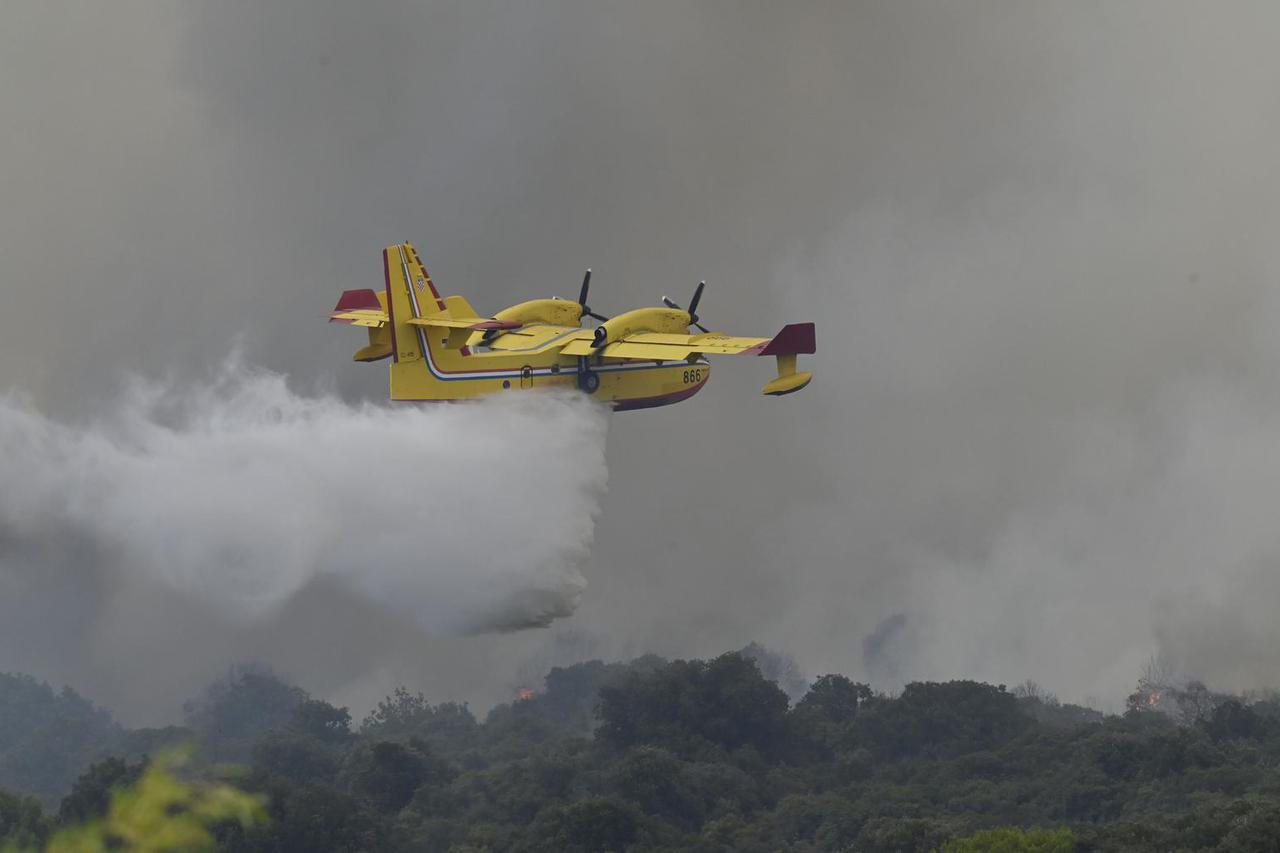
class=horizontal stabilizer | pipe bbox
[407,315,523,331]
[330,289,391,360]
[330,289,389,328]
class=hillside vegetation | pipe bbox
[1,656,1279,851]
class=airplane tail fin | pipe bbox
[380,242,517,399]
[381,242,444,364]
[328,242,443,364]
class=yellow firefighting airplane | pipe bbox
[330,242,815,411]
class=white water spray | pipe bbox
[0,362,609,637]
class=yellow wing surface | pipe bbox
[561,331,769,359]
[560,323,816,396]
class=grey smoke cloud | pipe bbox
[4,1,1280,716]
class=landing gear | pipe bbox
[577,357,599,394]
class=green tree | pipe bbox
[361,688,478,756]
[344,739,453,814]
[288,700,353,745]
[606,746,704,828]
[215,778,383,853]
[596,653,790,757]
[0,674,123,807]
[527,659,659,734]
[47,748,264,853]
[790,674,872,760]
[941,826,1077,852]
[183,666,307,763]
[521,796,643,853]
[58,756,147,825]
[1204,699,1263,742]
[855,681,1030,759]
[249,700,355,783]
[0,788,48,850]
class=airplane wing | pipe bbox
[559,323,815,360]
[560,323,815,396]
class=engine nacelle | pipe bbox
[492,299,584,328]
[592,307,692,348]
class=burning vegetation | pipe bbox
[1125,654,1233,724]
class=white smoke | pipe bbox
[0,360,608,643]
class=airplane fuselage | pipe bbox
[389,321,712,411]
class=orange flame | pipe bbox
[516,687,535,702]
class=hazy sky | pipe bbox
[4,1,1280,721]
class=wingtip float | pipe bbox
[330,242,815,411]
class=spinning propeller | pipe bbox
[576,270,609,323]
[663,281,709,333]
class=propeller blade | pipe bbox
[688,281,705,317]
[663,289,706,331]
[578,269,592,306]
[585,311,610,322]
[693,322,709,334]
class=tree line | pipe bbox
[1,652,1280,850]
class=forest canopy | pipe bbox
[0,653,1277,851]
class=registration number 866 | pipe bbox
[682,368,704,384]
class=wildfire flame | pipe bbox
[1147,691,1162,707]
[516,687,535,702]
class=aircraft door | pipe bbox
[520,365,533,389]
